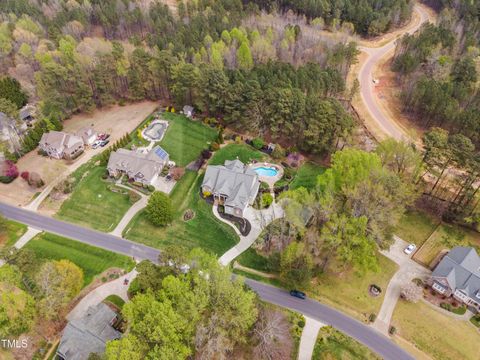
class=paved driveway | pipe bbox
[373,236,431,333]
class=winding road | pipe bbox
[358,4,432,140]
[0,201,413,360]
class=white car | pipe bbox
[92,140,102,149]
[404,244,417,255]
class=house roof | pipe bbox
[202,159,259,211]
[57,303,121,360]
[432,246,480,300]
[19,104,35,120]
[40,131,83,151]
[0,112,14,130]
[107,145,168,183]
[75,127,96,139]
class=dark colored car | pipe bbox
[289,290,306,299]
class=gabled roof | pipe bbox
[202,159,259,211]
[432,246,480,300]
[107,146,168,183]
[57,303,120,360]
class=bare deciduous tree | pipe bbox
[253,308,293,360]
[401,282,423,303]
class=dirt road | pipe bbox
[357,4,433,142]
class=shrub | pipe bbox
[4,160,18,179]
[271,144,286,159]
[145,191,174,226]
[21,171,29,181]
[217,130,224,144]
[210,142,220,151]
[297,319,305,328]
[262,193,273,208]
[147,185,155,192]
[369,313,376,323]
[118,98,126,106]
[0,176,14,184]
[170,167,185,181]
[389,326,396,335]
[260,181,270,191]
[28,172,44,188]
[101,171,109,180]
[252,137,264,149]
[235,136,242,144]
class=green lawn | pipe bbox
[392,301,479,360]
[56,166,132,232]
[104,294,126,309]
[24,232,135,286]
[312,328,380,360]
[124,170,238,255]
[158,113,218,166]
[290,162,326,190]
[395,209,439,246]
[209,143,266,165]
[414,222,480,267]
[0,220,27,248]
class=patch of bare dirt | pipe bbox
[0,101,158,207]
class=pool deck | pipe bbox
[248,162,283,187]
[142,119,169,142]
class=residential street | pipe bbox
[245,278,415,360]
[0,202,160,263]
[358,3,432,140]
[1,201,415,360]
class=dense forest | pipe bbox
[248,0,413,35]
[391,0,480,224]
[0,0,364,157]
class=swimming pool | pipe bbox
[254,166,278,177]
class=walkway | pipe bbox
[373,236,431,334]
[298,316,325,360]
[67,269,138,321]
[14,226,42,248]
[110,195,148,237]
[217,201,284,266]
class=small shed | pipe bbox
[183,105,194,118]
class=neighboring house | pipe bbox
[0,112,26,152]
[429,246,480,309]
[56,303,121,360]
[39,131,85,160]
[183,105,194,118]
[19,104,36,122]
[202,159,260,218]
[107,145,169,185]
[76,126,97,145]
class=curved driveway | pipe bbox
[358,4,431,140]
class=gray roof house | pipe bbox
[39,131,84,160]
[107,145,169,185]
[202,159,260,217]
[19,104,36,121]
[75,126,97,145]
[429,246,480,309]
[56,303,121,360]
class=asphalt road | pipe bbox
[246,279,415,360]
[1,202,414,359]
[0,202,160,263]
[358,4,431,140]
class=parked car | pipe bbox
[289,290,306,299]
[99,140,110,147]
[97,133,110,140]
[92,140,102,149]
[404,244,417,255]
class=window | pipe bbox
[433,282,446,294]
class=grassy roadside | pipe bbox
[24,232,135,286]
[0,220,27,249]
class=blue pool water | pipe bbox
[254,167,278,177]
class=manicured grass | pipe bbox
[104,294,125,309]
[414,223,480,267]
[237,248,273,272]
[56,166,132,232]
[311,255,398,322]
[392,300,479,360]
[469,315,480,327]
[237,247,397,322]
[290,162,326,190]
[124,171,238,255]
[209,143,266,165]
[24,232,135,286]
[0,220,27,248]
[158,113,218,166]
[312,328,380,360]
[395,209,439,246]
